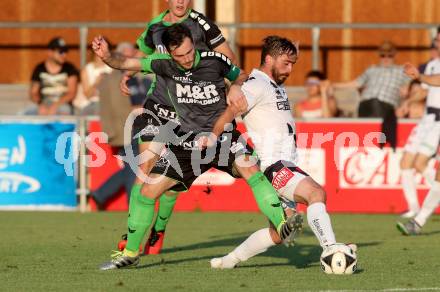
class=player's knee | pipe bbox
[307,186,326,205]
[400,158,411,169]
[235,164,259,180]
[400,152,415,169]
[140,184,157,199]
[413,159,427,174]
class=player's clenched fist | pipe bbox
[92,35,111,60]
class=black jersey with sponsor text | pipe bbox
[137,9,226,107]
[140,50,240,133]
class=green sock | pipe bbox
[247,171,285,231]
[153,193,178,232]
[126,184,155,253]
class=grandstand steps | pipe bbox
[0,84,359,117]
[0,84,31,115]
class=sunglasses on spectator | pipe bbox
[380,53,394,58]
[55,49,67,55]
[305,79,320,86]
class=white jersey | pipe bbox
[423,58,440,109]
[241,69,298,171]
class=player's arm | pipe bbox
[402,62,428,103]
[208,68,247,139]
[120,50,147,96]
[30,81,41,104]
[332,79,361,89]
[214,42,236,65]
[119,27,157,96]
[198,105,239,149]
[333,67,372,89]
[200,76,260,149]
[418,74,440,86]
[30,67,42,104]
[404,62,440,86]
[93,36,144,71]
[199,12,237,64]
[225,61,249,114]
[320,80,338,118]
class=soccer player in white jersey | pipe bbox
[397,34,440,220]
[200,36,354,269]
[397,47,440,235]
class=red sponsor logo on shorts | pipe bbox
[272,167,294,190]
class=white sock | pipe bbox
[220,228,275,268]
[307,202,336,247]
[401,169,420,212]
[414,181,440,227]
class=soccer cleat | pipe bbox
[143,228,165,255]
[279,211,304,246]
[400,210,419,219]
[99,251,140,270]
[396,219,422,236]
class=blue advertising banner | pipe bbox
[0,122,77,210]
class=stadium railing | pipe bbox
[0,22,438,69]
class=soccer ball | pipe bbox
[320,243,357,275]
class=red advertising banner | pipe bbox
[88,120,439,214]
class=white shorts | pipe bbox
[404,113,440,157]
[263,160,308,204]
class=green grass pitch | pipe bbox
[1,212,440,291]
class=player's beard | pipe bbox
[271,67,289,85]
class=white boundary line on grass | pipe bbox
[315,288,440,292]
[383,288,440,292]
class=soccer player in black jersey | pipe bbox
[117,0,238,255]
[93,24,300,270]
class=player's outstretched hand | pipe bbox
[92,35,111,60]
[404,62,420,80]
[227,84,248,115]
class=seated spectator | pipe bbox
[396,79,425,119]
[295,70,337,118]
[126,73,152,108]
[25,37,79,115]
[333,41,410,117]
[333,41,411,148]
[77,49,112,115]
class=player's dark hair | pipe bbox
[306,70,326,80]
[260,36,297,65]
[162,23,193,52]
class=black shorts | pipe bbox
[132,99,180,143]
[150,129,254,192]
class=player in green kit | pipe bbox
[92,24,301,270]
[117,0,237,255]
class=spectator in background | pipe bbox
[90,42,140,210]
[126,72,152,108]
[77,48,113,115]
[333,41,411,148]
[295,70,337,118]
[26,37,79,115]
[395,79,425,119]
